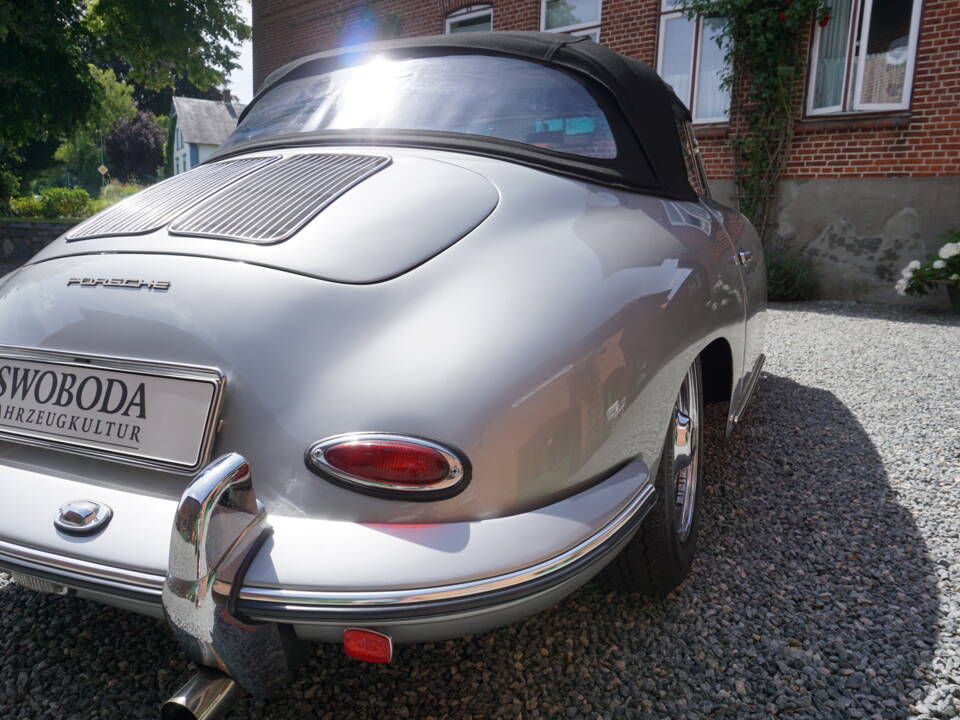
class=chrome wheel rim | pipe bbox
[673,365,701,543]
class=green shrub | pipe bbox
[766,246,818,302]
[0,171,20,207]
[8,195,44,217]
[39,187,92,218]
[895,229,960,297]
[91,181,143,213]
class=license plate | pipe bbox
[0,348,224,473]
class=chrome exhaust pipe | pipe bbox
[161,667,243,720]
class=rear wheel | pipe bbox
[604,357,704,594]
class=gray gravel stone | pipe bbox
[0,300,957,719]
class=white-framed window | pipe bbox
[807,0,921,115]
[541,0,602,38]
[445,5,493,33]
[571,27,600,42]
[657,0,730,123]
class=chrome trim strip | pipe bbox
[236,481,656,609]
[0,346,225,474]
[0,477,655,612]
[0,539,162,596]
[731,352,765,426]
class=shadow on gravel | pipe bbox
[0,373,940,720]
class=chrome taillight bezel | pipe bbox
[305,432,471,501]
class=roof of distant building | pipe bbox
[172,96,247,146]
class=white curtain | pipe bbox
[812,0,854,110]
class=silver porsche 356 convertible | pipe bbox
[0,32,764,717]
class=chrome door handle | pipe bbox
[738,251,753,265]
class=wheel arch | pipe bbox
[699,337,733,406]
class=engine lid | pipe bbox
[32,150,500,284]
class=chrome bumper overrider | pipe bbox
[162,453,304,698]
[0,453,656,691]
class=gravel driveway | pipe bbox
[2,301,958,720]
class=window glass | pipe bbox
[224,55,617,159]
[446,9,492,33]
[657,10,730,123]
[660,16,695,109]
[811,0,854,110]
[695,19,729,120]
[544,0,601,30]
[857,0,913,105]
[808,0,919,114]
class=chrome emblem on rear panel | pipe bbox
[54,500,112,535]
[67,278,170,291]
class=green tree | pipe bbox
[105,111,165,184]
[54,65,137,194]
[86,0,250,91]
[0,0,93,165]
[0,0,249,174]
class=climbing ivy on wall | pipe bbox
[679,0,830,241]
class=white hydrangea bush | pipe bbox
[896,230,960,297]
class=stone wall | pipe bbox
[0,220,77,275]
[711,177,959,308]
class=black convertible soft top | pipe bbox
[216,32,697,201]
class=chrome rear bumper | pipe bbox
[0,453,656,688]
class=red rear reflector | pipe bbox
[343,628,393,663]
[325,441,450,485]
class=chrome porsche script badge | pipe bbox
[67,278,170,291]
[54,500,113,535]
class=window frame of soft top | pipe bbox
[220,49,669,196]
[229,51,625,161]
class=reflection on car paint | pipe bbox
[662,200,713,236]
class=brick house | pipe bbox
[252,0,958,305]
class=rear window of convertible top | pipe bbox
[222,54,619,159]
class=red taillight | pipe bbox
[324,440,450,485]
[307,433,468,496]
[343,628,393,663]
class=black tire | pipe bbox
[603,357,705,595]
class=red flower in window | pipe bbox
[778,11,786,20]
[818,14,830,26]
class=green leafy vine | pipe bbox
[678,0,830,241]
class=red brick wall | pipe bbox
[253,0,443,88]
[784,0,960,179]
[252,0,959,181]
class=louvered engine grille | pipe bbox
[169,153,391,244]
[66,156,280,241]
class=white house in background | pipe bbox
[170,96,246,175]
